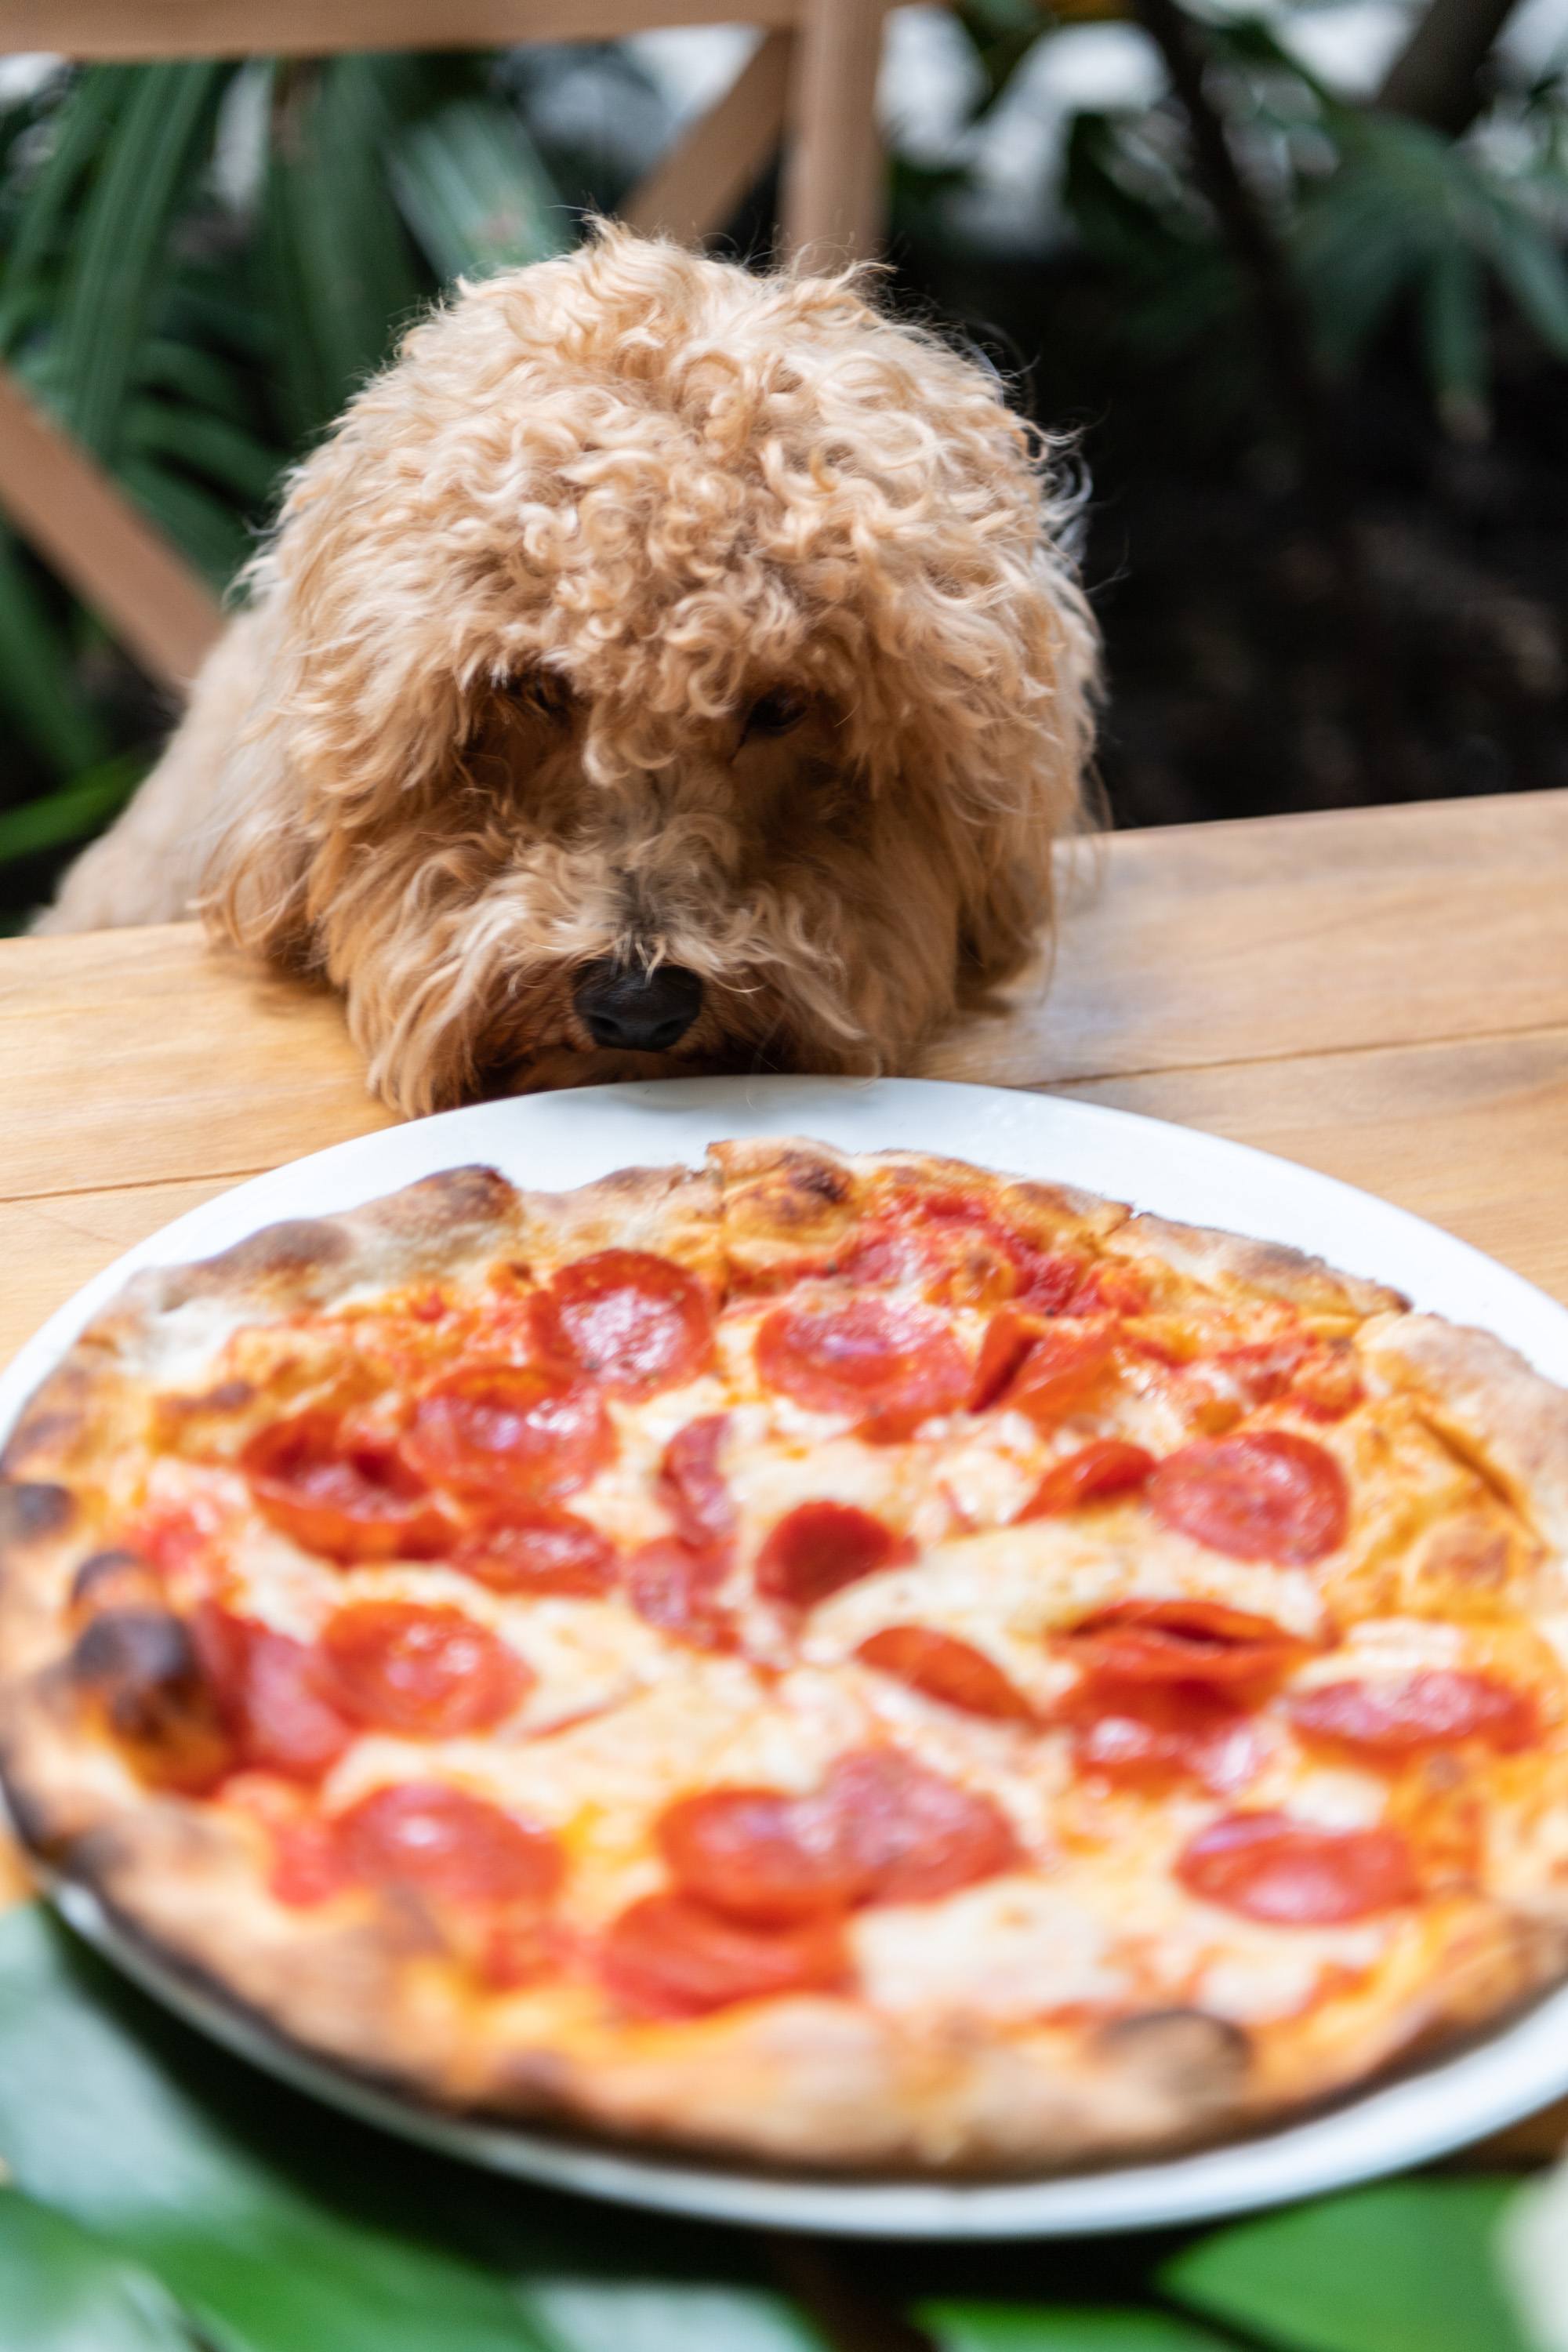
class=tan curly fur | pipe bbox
[43,226,1100,1116]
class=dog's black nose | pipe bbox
[572,960,704,1053]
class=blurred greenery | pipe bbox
[0,7,1566,892]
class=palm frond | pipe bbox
[0,749,146,863]
[0,532,107,776]
[390,96,570,283]
[257,56,429,443]
[53,63,230,457]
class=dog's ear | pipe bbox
[953,681,1099,1001]
[193,605,319,968]
[202,775,316,968]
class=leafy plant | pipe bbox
[1044,9,1568,438]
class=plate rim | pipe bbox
[8,1071,1568,2238]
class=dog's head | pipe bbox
[209,227,1098,1112]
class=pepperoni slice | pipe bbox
[843,1191,989,1295]
[223,1775,354,1906]
[659,1789,861,1921]
[537,1250,713,1397]
[827,1747,1020,1904]
[755,1298,969,1434]
[1289,1671,1537,1755]
[1019,1440,1157,1519]
[1061,1599,1311,1687]
[855,1627,1033,1720]
[656,1747,1018,1928]
[452,1508,616,1597]
[893,1192,1095,1315]
[626,1537,734,1650]
[320,1601,529,1736]
[756,1501,909,1610]
[1073,1261,1152,1316]
[1062,1681,1261,1793]
[1210,1336,1363,1423]
[1006,1324,1118,1429]
[237,1626,354,1780]
[1177,1810,1417,1924]
[598,1893,850,2016]
[269,1813,353,1908]
[836,1220,933,1291]
[406,1363,613,1502]
[969,1306,1046,1413]
[659,1414,736,1547]
[1290,1345,1365,1422]
[244,1412,454,1563]
[1148,1432,1348,1564]
[336,1782,563,1905]
[191,1606,350,1782]
[1004,1243,1092,1315]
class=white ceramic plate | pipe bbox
[7,1073,1568,2240]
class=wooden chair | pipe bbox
[0,0,890,696]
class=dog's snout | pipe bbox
[572,960,704,1053]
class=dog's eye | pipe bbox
[514,673,577,726]
[742,688,807,741]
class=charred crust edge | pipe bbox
[0,1481,74,1543]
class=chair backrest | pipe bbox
[0,0,889,693]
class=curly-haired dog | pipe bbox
[44,227,1099,1114]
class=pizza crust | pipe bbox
[2,1143,1568,2174]
[1364,1314,1568,1558]
[1102,1212,1407,1321]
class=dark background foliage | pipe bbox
[0,0,1564,925]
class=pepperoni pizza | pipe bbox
[3,1138,1568,2172]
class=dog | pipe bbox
[42,225,1099,1115]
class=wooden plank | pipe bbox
[926,791,1568,1089]
[2,0,800,60]
[781,0,887,257]
[0,365,221,694]
[1052,1028,1568,1310]
[0,785,1562,1250]
[0,926,394,1203]
[621,30,792,245]
[0,1177,249,1369]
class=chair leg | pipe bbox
[781,0,888,260]
[0,364,221,697]
[621,28,793,247]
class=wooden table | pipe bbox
[2,787,1565,1368]
[2,783,1567,2135]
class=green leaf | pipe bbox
[0,1903,550,2352]
[522,2281,829,2352]
[0,65,124,350]
[390,97,568,285]
[1484,204,1568,359]
[922,2304,1236,2351]
[0,532,108,775]
[53,62,230,459]
[118,455,252,588]
[1163,2180,1533,2352]
[0,752,146,864]
[137,336,267,428]
[125,399,282,506]
[0,2190,197,2352]
[257,55,429,443]
[1420,243,1490,439]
